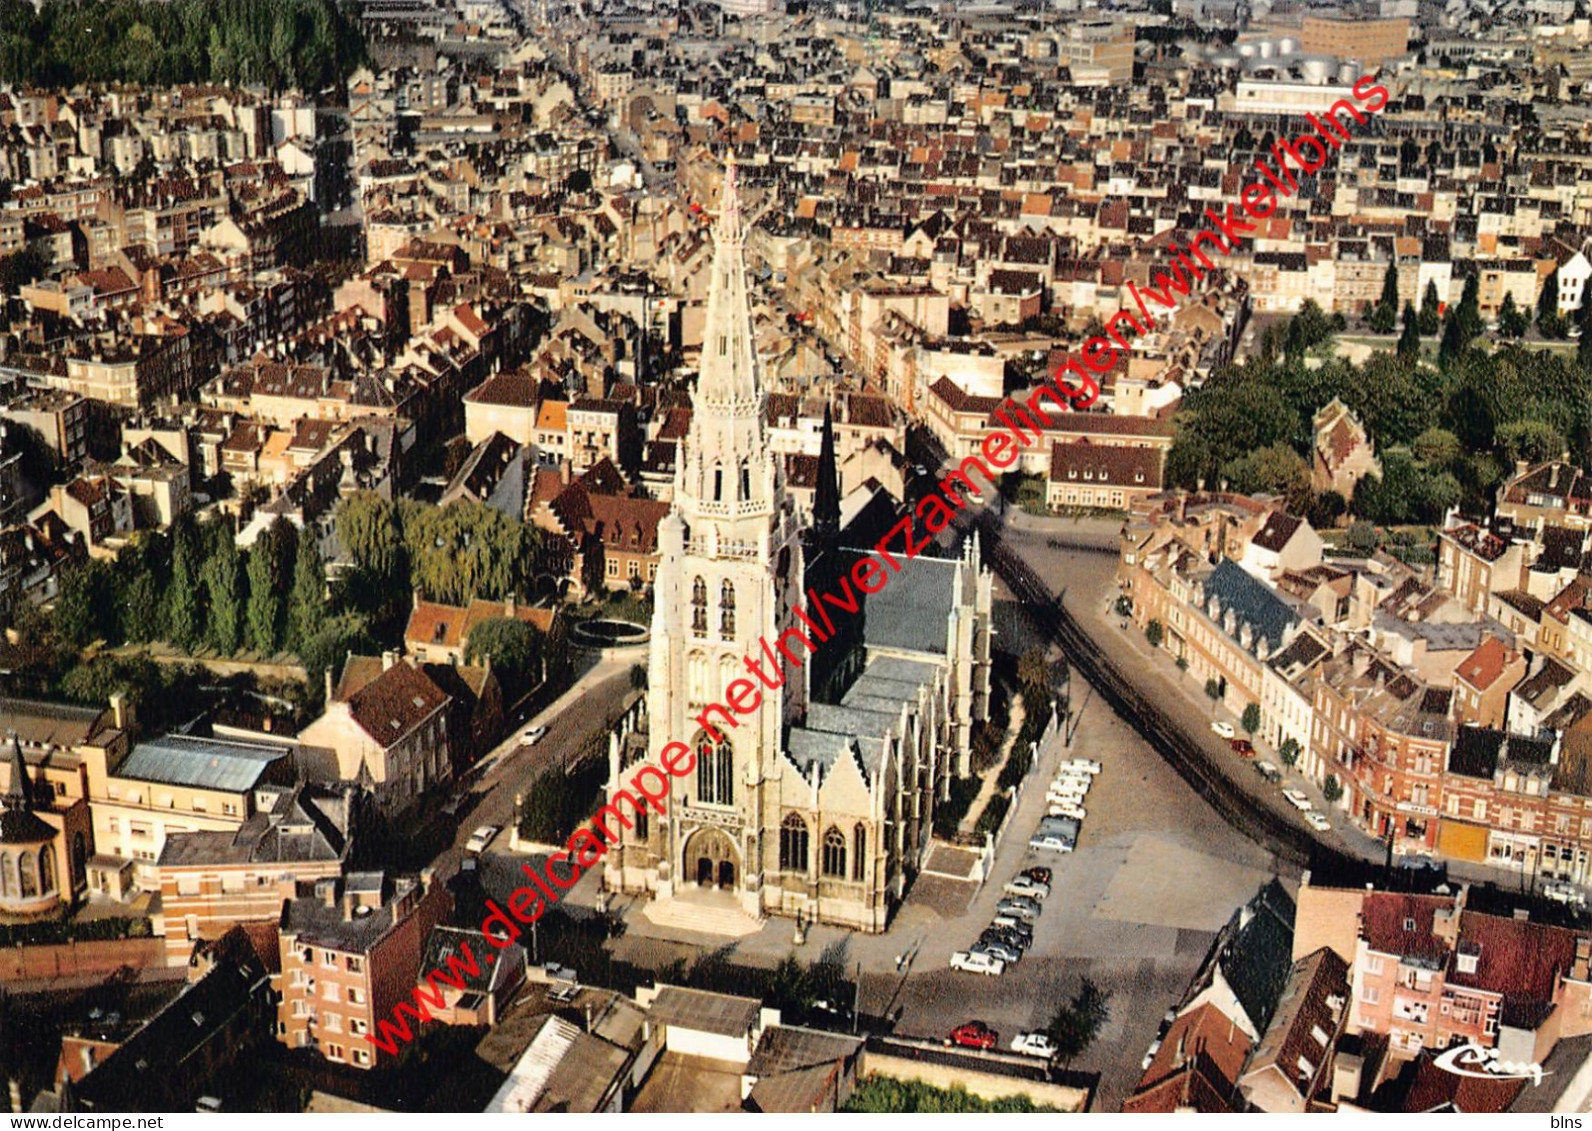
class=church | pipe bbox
[600,160,993,934]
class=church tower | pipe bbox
[606,157,807,914]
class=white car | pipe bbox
[1281,789,1313,812]
[523,725,549,745]
[1003,876,1050,900]
[1050,804,1086,821]
[949,950,1005,976]
[1011,1032,1058,1058]
[1305,811,1332,832]
[1029,833,1075,853]
[1063,758,1102,774]
[1047,788,1087,806]
[1051,774,1091,792]
[1210,720,1236,740]
[465,825,500,853]
[1545,882,1588,907]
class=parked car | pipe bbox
[1305,811,1332,832]
[465,825,500,853]
[972,939,1022,964]
[1024,867,1053,886]
[995,896,1041,921]
[543,961,578,983]
[1050,803,1087,821]
[1046,792,1087,810]
[1544,882,1588,907]
[1210,720,1236,739]
[1281,789,1313,811]
[523,725,549,745]
[1230,739,1255,757]
[949,951,1005,976]
[441,793,468,817]
[947,1021,999,1049]
[1063,758,1102,774]
[980,925,1032,951]
[1029,832,1076,853]
[1003,875,1051,900]
[1253,760,1282,783]
[1049,778,1090,796]
[1011,1031,1058,1058]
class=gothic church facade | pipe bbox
[600,160,992,933]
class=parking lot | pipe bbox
[875,646,1283,1110]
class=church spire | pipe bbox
[696,153,763,409]
[813,401,840,540]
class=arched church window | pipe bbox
[740,461,751,500]
[719,334,728,357]
[853,824,867,882]
[692,576,708,635]
[695,732,734,807]
[713,465,724,501]
[779,813,809,872]
[39,846,54,894]
[821,826,847,877]
[0,852,14,898]
[720,581,736,639]
[19,850,37,898]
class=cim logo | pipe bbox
[1432,1042,1549,1087]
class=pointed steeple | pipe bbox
[813,401,840,540]
[696,152,763,409]
[1,732,53,845]
[677,151,778,526]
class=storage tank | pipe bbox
[1212,50,1242,67]
[1338,61,1361,82]
[1277,35,1298,54]
[1238,41,1257,56]
[1258,38,1276,58]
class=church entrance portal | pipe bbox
[686,827,738,890]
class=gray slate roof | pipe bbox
[118,734,292,793]
[858,554,959,655]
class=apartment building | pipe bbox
[275,871,450,1069]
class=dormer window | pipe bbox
[1404,917,1416,931]
[1456,949,1479,975]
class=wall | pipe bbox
[0,935,165,981]
[856,1058,1089,1112]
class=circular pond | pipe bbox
[571,619,650,648]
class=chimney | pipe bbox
[109,692,131,733]
[318,879,337,908]
[382,650,398,671]
[325,666,335,703]
[505,592,517,617]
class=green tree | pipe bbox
[1204,678,1221,701]
[1047,978,1111,1066]
[1412,427,1461,470]
[1145,620,1163,648]
[1017,647,1050,697]
[164,520,204,650]
[1279,736,1301,766]
[1538,271,1559,328]
[53,560,118,648]
[337,491,405,579]
[1418,280,1441,335]
[1242,702,1261,735]
[1285,299,1336,357]
[1374,261,1401,329]
[288,529,327,652]
[1345,521,1377,554]
[1498,419,1566,466]
[1497,293,1529,339]
[1439,311,1467,366]
[463,618,544,699]
[245,519,295,655]
[201,527,242,655]
[1457,274,1483,341]
[1220,442,1314,515]
[1578,299,1592,368]
[299,612,373,686]
[1397,302,1421,358]
[1323,774,1343,803]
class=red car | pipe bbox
[1230,739,1255,757]
[947,1021,999,1050]
[1023,867,1053,886]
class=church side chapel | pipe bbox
[601,158,993,934]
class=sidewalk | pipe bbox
[1074,583,1539,891]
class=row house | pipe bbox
[1297,878,1592,1066]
